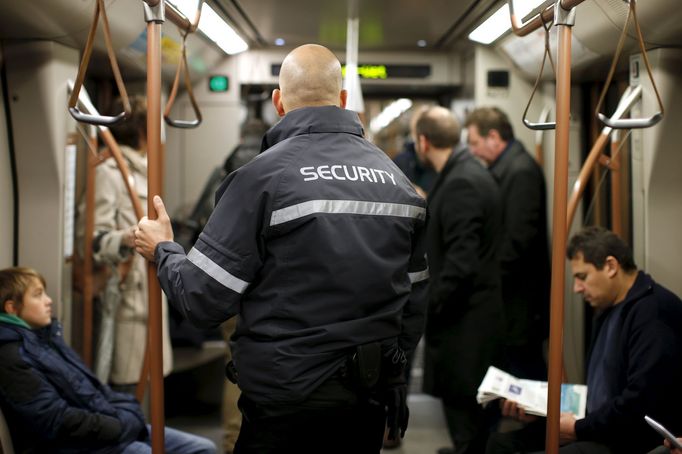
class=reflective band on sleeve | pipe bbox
[408,268,429,284]
[187,248,250,294]
[270,199,426,226]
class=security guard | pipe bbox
[135,44,428,453]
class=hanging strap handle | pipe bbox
[163,30,203,129]
[595,0,664,129]
[522,18,557,130]
[68,0,130,126]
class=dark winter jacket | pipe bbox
[422,147,504,401]
[0,316,147,453]
[155,105,428,404]
[489,140,550,347]
[575,272,682,453]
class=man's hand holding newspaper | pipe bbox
[476,366,588,419]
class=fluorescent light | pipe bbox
[167,0,248,55]
[370,98,413,134]
[468,0,548,45]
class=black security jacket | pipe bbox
[575,272,682,453]
[156,106,428,404]
[422,148,504,400]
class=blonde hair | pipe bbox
[0,267,46,312]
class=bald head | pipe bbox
[415,106,461,149]
[273,44,346,115]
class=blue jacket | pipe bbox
[156,105,429,404]
[575,272,682,453]
[0,317,147,453]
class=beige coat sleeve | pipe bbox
[92,163,133,265]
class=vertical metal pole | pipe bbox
[546,3,575,453]
[610,131,623,237]
[143,1,165,452]
[82,132,98,368]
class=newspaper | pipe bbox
[476,366,588,419]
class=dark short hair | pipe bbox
[414,106,461,149]
[108,95,147,149]
[0,267,46,312]
[567,226,637,272]
[465,107,514,142]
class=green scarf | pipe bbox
[0,313,31,329]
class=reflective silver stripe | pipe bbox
[270,199,426,226]
[187,248,249,294]
[409,268,429,284]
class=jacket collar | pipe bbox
[428,143,470,199]
[119,145,147,174]
[0,313,31,329]
[488,139,526,178]
[620,270,653,306]
[261,106,364,151]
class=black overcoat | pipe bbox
[489,140,550,346]
[422,148,504,401]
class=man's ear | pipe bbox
[339,89,348,109]
[604,256,620,278]
[3,300,18,315]
[272,89,286,117]
[417,135,429,155]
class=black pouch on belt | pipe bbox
[349,342,381,390]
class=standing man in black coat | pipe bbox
[416,106,504,454]
[466,107,550,381]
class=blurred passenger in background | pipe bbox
[466,106,550,381]
[415,105,503,454]
[78,95,172,394]
[393,107,437,198]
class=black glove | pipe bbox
[382,345,409,440]
[385,377,409,440]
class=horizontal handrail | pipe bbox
[165,1,203,33]
[508,0,586,37]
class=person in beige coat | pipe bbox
[87,96,172,393]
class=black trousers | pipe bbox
[234,376,386,454]
[485,421,613,454]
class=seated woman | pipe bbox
[0,266,216,454]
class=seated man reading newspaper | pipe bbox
[484,227,682,454]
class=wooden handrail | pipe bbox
[165,1,202,33]
[508,0,587,37]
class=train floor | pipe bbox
[166,392,453,453]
